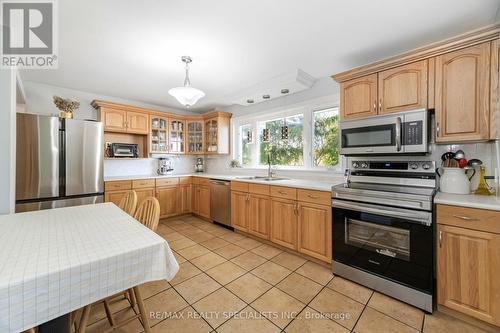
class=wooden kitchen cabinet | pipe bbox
[126,111,149,134]
[197,185,211,219]
[101,108,127,132]
[231,190,249,232]
[104,190,129,207]
[297,201,332,262]
[270,197,298,250]
[186,119,204,154]
[435,42,491,142]
[378,60,428,114]
[204,114,231,154]
[248,193,270,239]
[156,186,178,218]
[437,224,500,326]
[179,184,192,214]
[436,204,500,326]
[100,108,148,134]
[340,74,378,120]
[135,188,154,207]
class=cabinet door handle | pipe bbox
[436,122,440,136]
[438,231,442,247]
[307,194,319,199]
[378,99,382,112]
[278,191,287,195]
[452,214,477,221]
[373,101,377,112]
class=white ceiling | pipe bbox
[20,0,500,112]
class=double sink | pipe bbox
[235,176,289,181]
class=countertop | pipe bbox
[434,192,500,211]
[104,173,343,192]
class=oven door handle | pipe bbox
[332,199,432,226]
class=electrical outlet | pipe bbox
[105,142,112,148]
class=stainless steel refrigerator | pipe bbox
[15,113,104,212]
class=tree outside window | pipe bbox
[313,108,340,167]
[240,124,252,166]
[259,114,304,166]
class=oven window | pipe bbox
[342,124,394,148]
[345,218,410,261]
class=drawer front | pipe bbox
[249,183,270,195]
[297,189,330,205]
[437,204,500,234]
[156,177,179,187]
[132,179,155,189]
[198,178,211,186]
[270,186,297,200]
[105,180,132,191]
[179,177,192,185]
[191,177,200,185]
[231,181,249,192]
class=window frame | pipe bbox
[232,102,343,172]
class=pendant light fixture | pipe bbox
[168,56,205,108]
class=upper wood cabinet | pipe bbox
[205,114,231,154]
[126,111,149,134]
[378,60,428,114]
[100,108,148,134]
[435,43,491,142]
[340,74,378,120]
[187,119,204,154]
[101,108,127,132]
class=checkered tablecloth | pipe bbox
[0,203,179,333]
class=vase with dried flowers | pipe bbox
[53,96,80,119]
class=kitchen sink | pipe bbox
[235,176,288,181]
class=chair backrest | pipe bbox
[134,197,160,231]
[118,190,138,216]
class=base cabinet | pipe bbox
[270,198,298,250]
[231,191,249,231]
[437,224,500,326]
[156,186,178,218]
[135,188,154,207]
[297,202,332,262]
[198,185,210,219]
[179,184,192,214]
[248,194,270,239]
[104,190,128,207]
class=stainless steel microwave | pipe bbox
[340,109,429,155]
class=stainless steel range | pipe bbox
[332,159,436,312]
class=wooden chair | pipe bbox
[77,197,160,333]
[134,197,161,232]
[117,190,138,216]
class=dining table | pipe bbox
[0,202,179,333]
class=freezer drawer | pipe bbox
[15,195,104,213]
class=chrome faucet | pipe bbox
[267,152,275,178]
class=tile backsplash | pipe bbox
[104,156,203,177]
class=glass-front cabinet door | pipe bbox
[150,115,168,153]
[205,118,218,153]
[187,120,204,154]
[169,119,185,153]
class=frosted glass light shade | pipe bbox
[168,86,205,108]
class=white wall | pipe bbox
[104,155,202,178]
[21,80,199,120]
[0,69,17,214]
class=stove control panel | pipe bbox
[350,160,435,172]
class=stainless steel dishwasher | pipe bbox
[209,179,231,227]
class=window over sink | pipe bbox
[234,105,341,170]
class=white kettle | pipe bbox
[436,167,475,195]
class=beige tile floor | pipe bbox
[85,215,492,333]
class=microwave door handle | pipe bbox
[395,117,402,151]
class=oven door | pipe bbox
[340,115,401,155]
[332,199,433,294]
